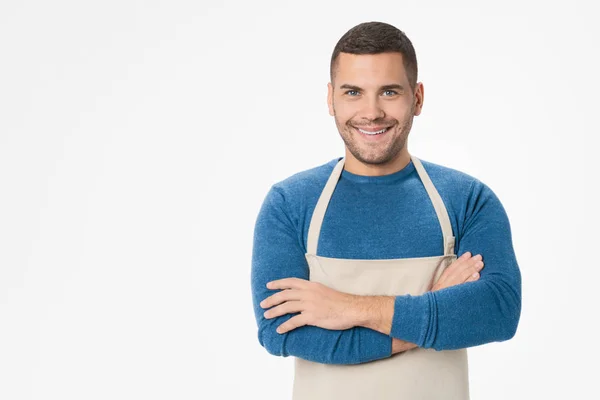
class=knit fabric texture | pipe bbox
[251,156,522,365]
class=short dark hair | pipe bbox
[330,21,418,92]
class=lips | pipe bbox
[353,126,391,132]
[353,125,393,136]
[357,127,388,135]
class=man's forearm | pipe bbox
[350,279,519,350]
[350,297,418,354]
[258,317,394,364]
[392,338,418,354]
[352,295,395,335]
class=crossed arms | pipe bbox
[260,251,484,356]
[250,183,522,365]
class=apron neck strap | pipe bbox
[307,155,455,256]
[411,156,455,256]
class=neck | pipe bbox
[343,148,411,176]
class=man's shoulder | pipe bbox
[418,157,480,189]
[418,157,505,219]
[257,158,340,231]
[416,157,489,215]
[271,157,340,198]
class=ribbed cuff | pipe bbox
[390,293,431,347]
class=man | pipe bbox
[251,21,521,400]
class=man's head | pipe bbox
[327,22,424,173]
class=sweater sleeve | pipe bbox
[389,180,522,350]
[251,185,392,364]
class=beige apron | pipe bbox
[292,154,469,400]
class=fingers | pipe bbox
[266,277,308,290]
[264,300,304,319]
[260,289,301,309]
[433,252,485,291]
[276,314,309,334]
[465,272,480,282]
[436,252,473,286]
[457,256,484,283]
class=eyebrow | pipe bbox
[339,84,405,91]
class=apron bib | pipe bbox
[292,155,470,400]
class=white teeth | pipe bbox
[358,127,388,135]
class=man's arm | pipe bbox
[251,185,393,365]
[263,251,485,352]
[354,180,522,350]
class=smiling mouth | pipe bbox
[353,125,393,136]
[357,127,388,135]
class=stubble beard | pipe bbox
[333,103,415,166]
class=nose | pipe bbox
[360,97,385,121]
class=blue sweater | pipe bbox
[251,156,522,365]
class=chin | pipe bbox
[352,151,394,165]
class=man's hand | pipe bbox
[391,252,485,354]
[431,251,484,292]
[261,278,360,334]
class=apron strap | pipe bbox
[411,156,455,256]
[307,155,455,256]
[307,158,345,255]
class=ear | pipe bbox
[413,82,424,116]
[327,82,334,116]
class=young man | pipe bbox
[251,21,521,400]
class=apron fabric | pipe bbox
[292,155,470,400]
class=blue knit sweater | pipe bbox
[251,156,522,365]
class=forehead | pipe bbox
[333,52,407,86]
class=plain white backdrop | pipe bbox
[1,0,598,398]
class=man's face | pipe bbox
[327,52,423,166]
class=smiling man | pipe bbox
[251,21,521,400]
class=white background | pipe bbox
[1,0,598,398]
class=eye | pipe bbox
[344,90,359,96]
[383,90,398,96]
